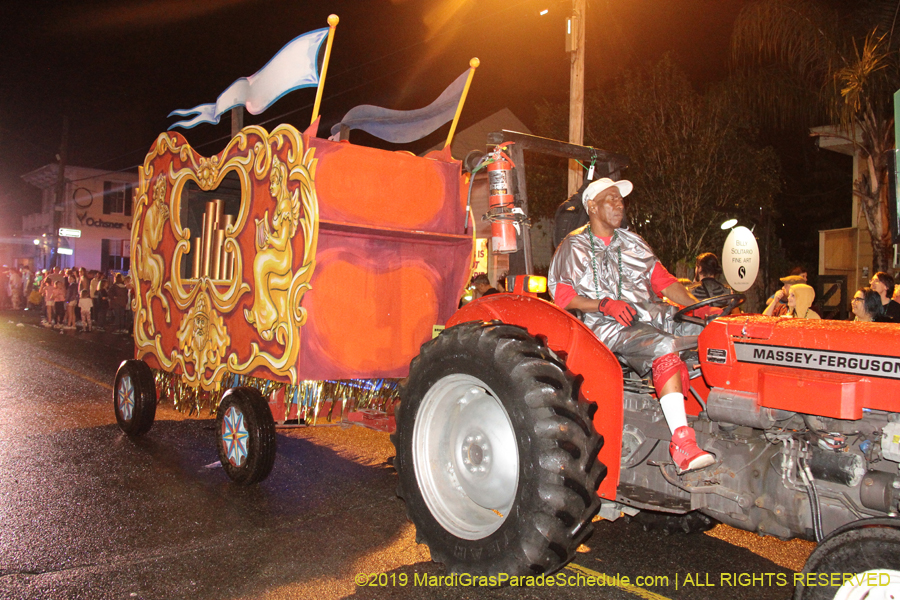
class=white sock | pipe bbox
[659,392,688,435]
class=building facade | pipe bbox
[21,164,137,273]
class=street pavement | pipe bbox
[0,309,814,600]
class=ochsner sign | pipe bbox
[722,226,759,292]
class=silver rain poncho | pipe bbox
[548,226,700,376]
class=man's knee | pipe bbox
[652,353,690,395]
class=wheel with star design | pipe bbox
[113,359,157,437]
[216,387,276,485]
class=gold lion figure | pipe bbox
[137,176,171,334]
[244,156,300,342]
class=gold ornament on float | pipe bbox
[175,287,231,389]
[131,124,318,395]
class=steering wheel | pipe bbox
[674,293,746,326]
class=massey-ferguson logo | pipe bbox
[734,342,900,380]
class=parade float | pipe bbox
[114,15,476,484]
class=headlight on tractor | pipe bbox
[506,275,547,296]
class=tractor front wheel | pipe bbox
[392,321,607,577]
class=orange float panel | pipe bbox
[131,125,472,392]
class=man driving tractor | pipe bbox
[548,178,715,474]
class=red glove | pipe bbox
[598,297,637,327]
[693,305,723,320]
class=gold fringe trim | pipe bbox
[152,369,401,423]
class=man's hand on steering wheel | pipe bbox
[674,293,746,326]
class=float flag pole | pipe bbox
[444,58,479,149]
[311,14,339,126]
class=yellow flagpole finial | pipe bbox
[444,58,480,150]
[311,15,340,127]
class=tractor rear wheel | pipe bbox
[794,520,900,599]
[392,321,606,577]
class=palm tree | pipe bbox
[731,0,900,272]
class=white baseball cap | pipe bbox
[582,178,633,209]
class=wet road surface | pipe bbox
[0,310,815,599]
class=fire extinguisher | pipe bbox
[486,144,518,254]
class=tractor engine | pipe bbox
[612,316,900,541]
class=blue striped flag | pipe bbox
[169,27,329,129]
[330,68,471,144]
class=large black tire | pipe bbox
[392,321,607,577]
[113,359,157,437]
[794,520,900,600]
[216,387,277,485]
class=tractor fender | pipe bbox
[449,294,624,499]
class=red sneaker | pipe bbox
[670,426,715,474]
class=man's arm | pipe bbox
[555,283,636,326]
[563,294,605,313]
[661,281,699,307]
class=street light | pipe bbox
[720,218,738,230]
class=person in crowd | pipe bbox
[0,267,9,310]
[123,275,135,330]
[781,283,820,319]
[52,280,66,326]
[64,275,79,329]
[8,267,22,310]
[46,266,64,286]
[90,272,102,325]
[41,275,56,325]
[21,266,33,300]
[763,274,806,317]
[26,285,42,311]
[851,287,885,322]
[96,279,110,330]
[789,266,808,282]
[496,272,508,292]
[78,289,94,332]
[472,273,500,298]
[869,271,900,323]
[109,273,129,333]
[548,177,713,474]
[689,252,731,301]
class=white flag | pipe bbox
[169,27,329,129]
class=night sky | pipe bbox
[0,0,748,230]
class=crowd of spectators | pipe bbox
[2,265,133,334]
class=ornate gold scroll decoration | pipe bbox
[228,131,318,382]
[132,176,171,336]
[132,124,318,393]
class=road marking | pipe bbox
[37,357,113,391]
[566,562,673,600]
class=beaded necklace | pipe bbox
[588,228,622,300]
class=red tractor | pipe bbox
[391,131,900,598]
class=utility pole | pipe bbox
[51,116,69,269]
[567,0,586,197]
